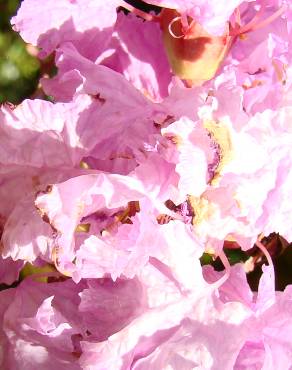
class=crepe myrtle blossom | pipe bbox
[12,0,289,102]
[159,102,292,251]
[0,92,116,264]
[0,61,179,265]
[0,275,146,369]
[77,241,291,370]
[36,0,291,113]
[123,0,288,85]
[0,96,101,269]
[1,0,292,369]
[33,173,204,285]
[11,0,122,60]
[0,240,290,369]
[0,227,232,370]
[213,0,292,115]
[11,0,172,101]
[204,241,292,370]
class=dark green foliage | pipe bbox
[0,0,40,104]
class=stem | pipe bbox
[232,4,286,36]
[249,5,286,32]
[235,7,242,27]
[233,9,264,35]
[180,13,189,29]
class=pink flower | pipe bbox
[144,0,248,35]
[101,12,172,101]
[2,0,292,368]
[0,278,85,369]
[11,0,120,59]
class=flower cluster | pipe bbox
[0,0,292,368]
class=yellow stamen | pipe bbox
[75,223,91,233]
[79,160,90,169]
[204,120,234,185]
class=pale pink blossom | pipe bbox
[202,242,292,370]
[102,12,172,101]
[1,278,85,369]
[2,1,292,368]
[144,0,248,35]
[11,0,120,59]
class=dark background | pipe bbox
[0,0,40,104]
